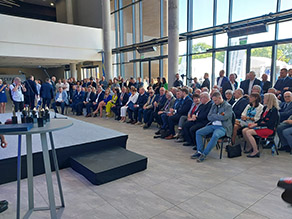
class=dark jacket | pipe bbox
[232,96,249,119]
[73,91,85,104]
[154,94,167,111]
[176,95,193,117]
[24,79,38,97]
[84,91,96,103]
[201,78,210,90]
[94,91,105,105]
[279,102,292,122]
[261,81,272,93]
[217,76,228,87]
[240,78,262,94]
[136,93,148,109]
[117,92,129,106]
[256,106,279,130]
[274,77,292,92]
[227,98,236,106]
[194,100,212,125]
[40,82,54,99]
[173,80,183,88]
[222,81,238,100]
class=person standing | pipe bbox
[40,78,54,108]
[24,75,38,108]
[173,73,183,88]
[9,77,27,112]
[0,79,8,113]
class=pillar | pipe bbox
[70,63,77,79]
[76,64,82,81]
[168,0,179,88]
[66,0,74,24]
[101,0,113,80]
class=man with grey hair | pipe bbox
[232,88,249,119]
[279,91,292,122]
[240,71,261,95]
[222,73,238,100]
[182,92,213,147]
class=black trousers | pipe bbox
[24,95,35,108]
[13,101,24,112]
[42,98,51,108]
[182,121,206,145]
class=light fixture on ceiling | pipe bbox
[50,2,54,6]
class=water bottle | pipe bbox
[271,145,276,156]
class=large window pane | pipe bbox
[276,43,292,79]
[191,53,212,84]
[281,0,292,11]
[124,63,134,79]
[179,0,188,33]
[250,47,272,80]
[215,51,226,78]
[229,49,247,83]
[192,36,213,53]
[232,0,277,22]
[142,0,160,41]
[123,6,133,46]
[217,0,229,25]
[193,0,213,30]
[216,33,228,48]
[278,20,292,40]
[179,41,187,56]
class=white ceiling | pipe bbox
[0,56,82,68]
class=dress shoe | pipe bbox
[135,121,142,125]
[190,152,201,159]
[155,129,161,135]
[153,135,161,139]
[131,120,137,124]
[192,146,197,150]
[86,113,92,117]
[143,124,150,129]
[127,120,133,124]
[247,152,260,158]
[165,134,175,140]
[93,114,97,117]
[244,149,253,154]
[0,200,8,206]
[173,133,179,138]
[183,142,194,146]
[197,154,206,163]
[0,202,8,213]
[175,138,185,143]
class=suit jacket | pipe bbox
[154,94,167,111]
[161,97,176,113]
[279,102,292,122]
[85,91,96,103]
[144,95,156,109]
[40,82,54,99]
[94,91,105,105]
[274,77,292,92]
[73,91,85,104]
[256,106,279,130]
[240,78,261,94]
[193,100,212,125]
[217,76,228,87]
[176,96,193,117]
[117,92,129,106]
[232,96,249,119]
[136,93,148,109]
[201,78,210,90]
[55,91,69,105]
[227,98,236,106]
[261,81,272,93]
[24,79,38,97]
[222,81,238,100]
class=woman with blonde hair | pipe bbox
[119,86,139,123]
[93,88,112,117]
[105,88,119,117]
[242,93,280,158]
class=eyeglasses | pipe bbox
[284,96,291,98]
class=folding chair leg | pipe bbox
[220,141,224,159]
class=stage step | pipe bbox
[70,147,147,185]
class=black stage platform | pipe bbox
[0,113,147,185]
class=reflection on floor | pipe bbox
[0,114,292,219]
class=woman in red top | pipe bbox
[242,93,280,158]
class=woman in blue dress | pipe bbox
[0,79,8,113]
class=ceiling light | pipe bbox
[50,2,54,6]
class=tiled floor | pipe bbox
[1,115,292,219]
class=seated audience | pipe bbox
[76,86,95,116]
[222,73,238,99]
[105,88,120,118]
[277,115,292,153]
[86,86,104,117]
[261,73,271,94]
[153,77,162,94]
[86,77,97,88]
[71,85,85,114]
[274,68,292,101]
[112,86,129,120]
[231,93,263,144]
[225,90,235,105]
[173,73,184,87]
[92,89,112,117]
[192,92,233,162]
[120,87,139,123]
[242,93,279,158]
[52,87,69,115]
[191,77,201,90]
[232,88,249,119]
[279,91,292,122]
[181,92,212,146]
[162,77,168,90]
[165,88,193,139]
[142,90,157,129]
[240,71,261,95]
[127,87,148,124]
[201,73,210,90]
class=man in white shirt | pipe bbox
[9,77,27,112]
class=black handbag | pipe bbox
[226,144,242,158]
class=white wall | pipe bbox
[0,14,103,61]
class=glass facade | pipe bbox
[111,0,292,86]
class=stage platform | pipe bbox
[0,113,147,185]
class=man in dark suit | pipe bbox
[279,91,292,122]
[112,86,129,120]
[261,73,272,94]
[222,73,238,100]
[182,92,212,146]
[24,75,38,108]
[76,86,96,116]
[216,70,228,88]
[274,68,292,101]
[201,73,210,90]
[86,77,97,88]
[165,88,193,139]
[232,88,249,119]
[71,85,85,115]
[127,87,148,124]
[40,78,54,108]
[173,73,184,87]
[86,86,104,117]
[240,71,261,95]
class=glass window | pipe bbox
[192,36,213,53]
[162,0,168,37]
[124,63,134,79]
[151,60,160,79]
[281,0,292,11]
[179,41,187,56]
[278,20,292,40]
[179,0,188,33]
[193,0,213,30]
[276,43,292,79]
[217,0,229,25]
[191,53,212,83]
[232,0,277,22]
[123,6,133,46]
[228,49,247,83]
[216,33,228,48]
[215,51,226,78]
[142,0,160,41]
[250,47,273,80]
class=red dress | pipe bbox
[255,110,274,138]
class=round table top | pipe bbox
[0,119,73,135]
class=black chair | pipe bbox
[253,112,280,155]
[203,113,235,159]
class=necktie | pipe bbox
[191,105,197,115]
